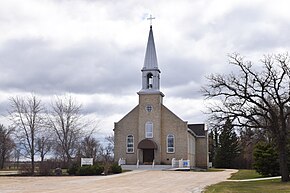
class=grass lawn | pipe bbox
[204,170,290,193]
[207,168,225,172]
[205,179,290,193]
[229,169,263,180]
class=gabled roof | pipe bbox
[188,124,206,136]
[143,26,159,71]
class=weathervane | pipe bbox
[147,14,155,26]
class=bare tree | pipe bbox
[203,53,290,182]
[36,135,53,163]
[236,126,272,169]
[98,141,114,175]
[47,96,86,167]
[12,148,21,169]
[0,124,15,169]
[8,95,44,175]
[95,134,115,163]
[78,135,100,161]
[105,134,114,150]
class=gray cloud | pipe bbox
[1,0,290,132]
[208,4,290,53]
[0,37,143,95]
[0,101,8,116]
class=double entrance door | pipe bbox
[143,149,154,164]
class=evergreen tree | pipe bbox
[253,142,280,176]
[215,119,240,168]
[208,128,219,166]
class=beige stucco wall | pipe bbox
[114,106,139,164]
[160,106,188,165]
[187,133,196,167]
[114,92,208,168]
[138,93,163,164]
[195,133,209,169]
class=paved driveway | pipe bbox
[0,169,236,193]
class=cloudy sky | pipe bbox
[1,0,290,137]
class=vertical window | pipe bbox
[127,135,134,153]
[147,73,153,89]
[145,122,153,138]
[167,134,175,153]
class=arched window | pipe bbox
[145,122,153,138]
[167,134,175,153]
[147,73,153,89]
[127,135,134,153]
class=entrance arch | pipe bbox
[137,139,158,164]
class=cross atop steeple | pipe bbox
[147,14,155,26]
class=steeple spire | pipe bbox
[139,24,162,94]
[143,25,159,71]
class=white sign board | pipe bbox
[81,158,93,166]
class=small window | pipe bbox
[146,105,153,112]
[145,122,153,138]
[167,134,175,153]
[127,135,134,153]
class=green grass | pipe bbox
[207,168,225,172]
[204,179,290,193]
[229,169,263,180]
[204,170,288,193]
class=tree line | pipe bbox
[0,95,113,175]
[204,53,290,182]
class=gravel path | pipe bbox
[0,169,237,193]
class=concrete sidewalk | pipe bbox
[227,176,281,182]
[0,170,19,175]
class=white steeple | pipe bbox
[139,25,162,94]
[143,25,159,71]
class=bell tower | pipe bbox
[141,25,160,91]
[138,24,164,97]
[137,20,164,164]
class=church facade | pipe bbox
[114,25,209,168]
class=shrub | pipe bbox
[253,142,280,176]
[74,164,104,176]
[67,163,79,175]
[109,163,122,174]
[76,165,95,176]
[93,164,104,175]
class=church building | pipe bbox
[114,24,209,168]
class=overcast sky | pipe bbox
[1,0,290,137]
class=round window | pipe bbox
[146,105,153,112]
